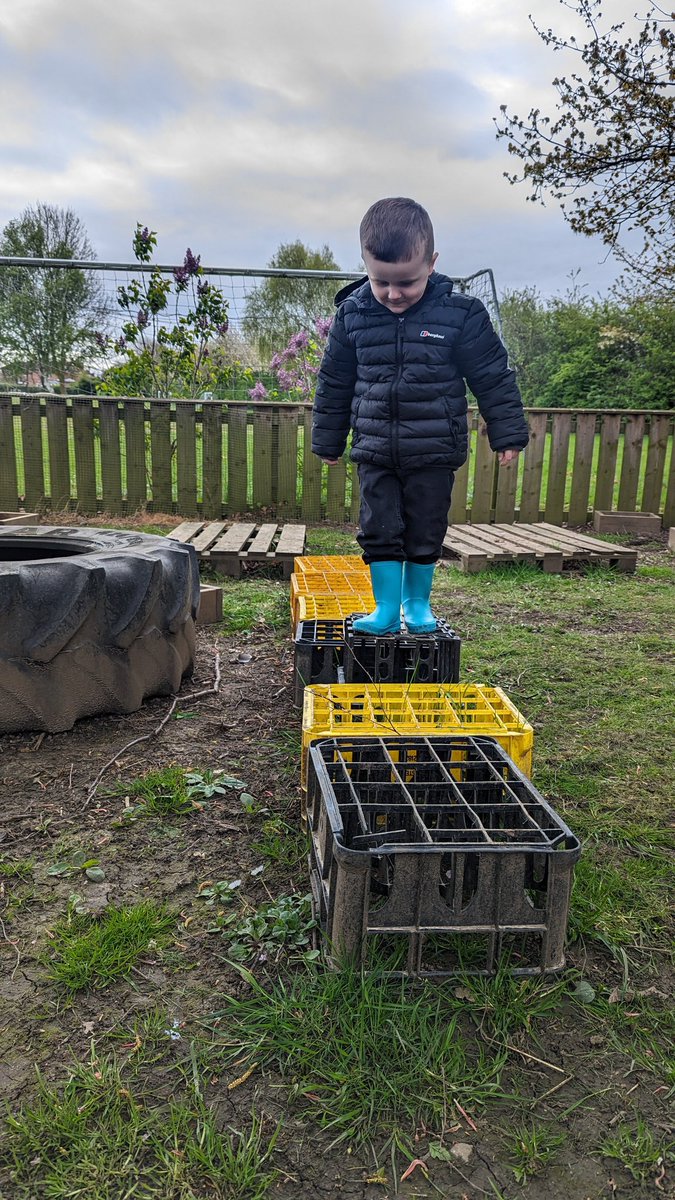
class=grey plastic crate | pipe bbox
[307,735,581,977]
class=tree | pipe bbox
[0,203,107,390]
[242,240,341,356]
[495,2,675,293]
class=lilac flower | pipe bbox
[217,319,229,335]
[94,331,108,350]
[277,369,295,390]
[139,227,152,247]
[173,265,189,287]
[184,248,201,275]
[248,380,269,400]
[197,279,209,296]
[270,353,282,370]
[137,309,149,330]
[315,316,332,337]
[288,331,310,351]
[114,336,126,353]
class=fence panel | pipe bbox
[20,397,45,510]
[99,399,123,514]
[641,414,670,515]
[0,397,18,509]
[2,396,673,526]
[175,401,198,515]
[72,397,97,513]
[276,407,299,518]
[593,413,621,513]
[252,407,273,510]
[519,411,547,523]
[202,402,223,518]
[46,397,71,511]
[568,412,597,525]
[544,412,572,524]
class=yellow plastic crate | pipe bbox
[301,683,533,786]
[295,593,374,628]
[294,555,368,574]
[290,572,373,628]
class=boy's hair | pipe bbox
[360,197,434,264]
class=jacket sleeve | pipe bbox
[454,298,529,452]
[311,309,357,460]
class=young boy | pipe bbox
[311,197,528,634]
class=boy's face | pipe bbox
[362,245,438,314]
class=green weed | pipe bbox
[0,857,34,879]
[202,888,316,964]
[599,1117,673,1185]
[0,1057,279,1200]
[45,901,175,991]
[504,1120,566,1183]
[251,817,307,871]
[116,765,193,818]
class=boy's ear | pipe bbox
[429,251,439,270]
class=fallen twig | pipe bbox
[83,650,221,808]
[0,915,21,980]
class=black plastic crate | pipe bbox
[343,615,460,685]
[293,619,345,707]
[307,735,581,977]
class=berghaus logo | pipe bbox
[420,329,444,339]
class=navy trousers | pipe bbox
[356,463,455,564]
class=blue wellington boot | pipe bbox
[402,562,437,633]
[352,561,402,635]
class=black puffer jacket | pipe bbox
[312,271,528,470]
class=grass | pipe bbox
[45,901,176,991]
[0,1057,279,1200]
[599,1117,674,1185]
[504,1120,566,1183]
[114,764,194,818]
[210,964,511,1149]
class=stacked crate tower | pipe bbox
[291,555,580,978]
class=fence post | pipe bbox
[46,397,71,512]
[20,396,45,510]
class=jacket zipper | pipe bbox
[391,316,404,468]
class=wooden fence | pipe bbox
[0,394,673,526]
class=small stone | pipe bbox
[451,1142,474,1164]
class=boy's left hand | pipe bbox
[497,449,520,466]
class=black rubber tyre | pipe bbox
[0,526,200,734]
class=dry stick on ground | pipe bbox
[83,650,222,809]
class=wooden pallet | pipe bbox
[440,522,637,574]
[167,521,306,578]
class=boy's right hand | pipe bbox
[322,458,339,465]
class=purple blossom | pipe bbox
[139,226,152,246]
[173,265,189,286]
[288,330,310,351]
[277,369,295,390]
[315,316,332,337]
[137,309,149,330]
[115,336,127,353]
[184,248,201,275]
[248,380,269,400]
[217,319,229,335]
[270,353,283,370]
[94,331,108,350]
[197,279,209,296]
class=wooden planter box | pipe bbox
[0,512,39,526]
[593,511,661,536]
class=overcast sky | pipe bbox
[0,0,642,298]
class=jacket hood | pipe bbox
[333,270,455,309]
